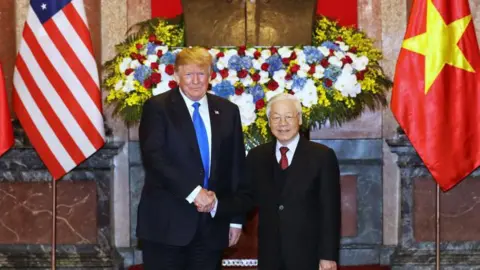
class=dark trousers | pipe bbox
[141,217,223,270]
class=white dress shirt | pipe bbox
[275,133,300,165]
[180,90,241,228]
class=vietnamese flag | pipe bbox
[391,0,480,191]
[0,62,14,157]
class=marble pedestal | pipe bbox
[387,129,480,269]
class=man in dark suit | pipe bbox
[136,47,246,270]
[217,93,341,270]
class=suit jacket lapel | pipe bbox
[169,88,202,161]
[207,94,221,183]
[282,136,309,198]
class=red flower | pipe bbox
[168,80,178,89]
[356,71,365,80]
[261,63,269,71]
[237,70,248,79]
[267,80,279,91]
[290,64,300,73]
[125,68,134,76]
[210,71,217,80]
[165,65,175,75]
[325,79,333,88]
[285,73,293,81]
[251,73,260,82]
[270,46,278,55]
[154,40,163,45]
[341,56,353,65]
[253,51,261,59]
[150,62,159,70]
[349,47,357,53]
[128,264,144,270]
[320,58,329,68]
[290,52,297,60]
[143,78,152,89]
[255,99,265,110]
[235,87,244,95]
[156,50,163,57]
[289,90,295,95]
[219,69,229,79]
[308,65,316,75]
[148,35,156,42]
[216,52,225,58]
[151,73,161,84]
[336,36,343,42]
[238,45,246,56]
[130,52,137,60]
[136,43,143,50]
[282,58,290,65]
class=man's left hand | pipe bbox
[228,227,242,247]
[319,260,337,270]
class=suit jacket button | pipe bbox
[278,205,284,211]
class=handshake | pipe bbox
[194,188,217,213]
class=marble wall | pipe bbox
[1,0,480,269]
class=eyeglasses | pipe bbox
[269,114,298,124]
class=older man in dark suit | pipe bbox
[217,93,341,270]
[136,47,246,270]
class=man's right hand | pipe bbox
[194,189,216,212]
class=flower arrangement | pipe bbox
[103,17,392,148]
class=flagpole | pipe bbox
[51,178,56,270]
[436,184,440,270]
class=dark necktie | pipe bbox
[279,146,289,170]
[192,102,210,188]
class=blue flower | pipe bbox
[321,41,340,51]
[303,46,323,64]
[146,43,157,55]
[228,55,243,71]
[324,66,342,82]
[134,65,152,83]
[241,57,253,70]
[292,75,307,91]
[266,55,283,74]
[212,80,235,98]
[160,52,176,65]
[247,84,265,102]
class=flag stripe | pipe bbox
[63,1,94,56]
[23,20,104,149]
[44,17,101,113]
[13,74,75,175]
[13,90,66,178]
[17,44,96,158]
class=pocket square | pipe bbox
[214,110,220,114]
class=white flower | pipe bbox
[285,80,293,90]
[278,47,293,58]
[120,58,132,73]
[294,79,318,108]
[241,75,254,87]
[152,79,172,96]
[261,49,271,60]
[245,48,257,58]
[297,70,308,78]
[226,70,239,85]
[295,49,307,65]
[334,51,345,60]
[229,93,257,126]
[334,64,361,97]
[335,41,349,52]
[114,79,123,90]
[208,48,221,58]
[252,59,263,70]
[155,45,169,55]
[313,65,325,79]
[259,71,270,84]
[210,72,223,87]
[328,56,343,68]
[352,55,369,71]
[122,75,135,93]
[318,46,330,57]
[130,60,141,69]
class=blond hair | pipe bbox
[174,47,212,72]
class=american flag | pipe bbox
[12,0,105,180]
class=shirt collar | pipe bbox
[179,88,208,109]
[276,133,300,154]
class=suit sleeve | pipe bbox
[216,107,254,221]
[139,98,198,199]
[318,147,341,263]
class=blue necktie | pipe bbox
[192,102,210,188]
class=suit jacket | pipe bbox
[218,136,340,270]
[136,87,246,250]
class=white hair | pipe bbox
[266,93,302,118]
